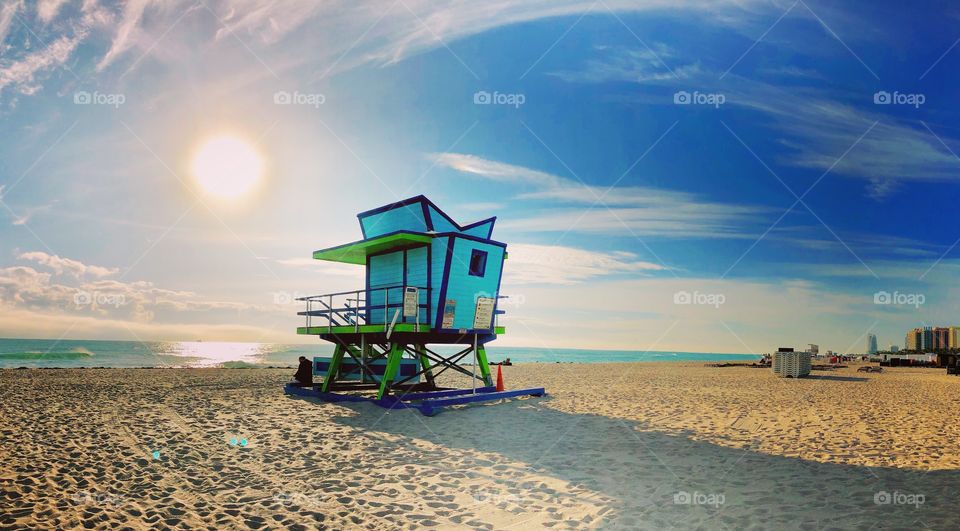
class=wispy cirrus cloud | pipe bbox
[0,1,20,46]
[552,45,960,199]
[505,243,667,285]
[0,33,82,95]
[4,0,781,93]
[431,152,771,239]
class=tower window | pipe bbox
[468,250,488,277]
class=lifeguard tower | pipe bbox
[284,195,544,415]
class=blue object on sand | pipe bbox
[284,382,545,416]
[239,438,248,447]
[152,450,160,460]
[229,437,238,446]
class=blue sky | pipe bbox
[2,0,960,353]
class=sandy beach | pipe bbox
[2,362,959,529]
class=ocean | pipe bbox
[0,338,757,369]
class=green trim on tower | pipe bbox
[322,344,346,392]
[476,345,493,386]
[313,232,433,265]
[417,344,436,387]
[376,343,403,400]
[297,324,432,335]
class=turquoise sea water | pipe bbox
[0,338,756,368]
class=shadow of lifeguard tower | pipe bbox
[287,195,543,415]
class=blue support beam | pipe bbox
[396,386,496,401]
[415,387,545,416]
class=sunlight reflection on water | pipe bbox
[160,341,272,367]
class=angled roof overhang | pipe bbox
[312,231,433,265]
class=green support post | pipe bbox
[322,344,346,392]
[476,345,493,386]
[417,344,436,387]
[376,343,403,400]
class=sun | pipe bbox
[191,135,263,200]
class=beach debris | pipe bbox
[151,450,160,460]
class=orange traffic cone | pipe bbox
[496,365,505,392]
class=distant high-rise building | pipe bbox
[890,345,899,353]
[950,327,960,350]
[905,327,923,351]
[922,327,934,351]
[933,327,950,350]
[867,334,878,355]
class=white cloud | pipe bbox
[17,251,118,278]
[0,1,20,46]
[79,0,775,78]
[274,257,365,281]
[496,275,923,353]
[0,304,285,343]
[0,262,279,332]
[504,243,667,285]
[37,0,67,23]
[95,0,152,71]
[431,152,771,238]
[551,44,702,83]
[0,33,82,95]
[553,46,960,199]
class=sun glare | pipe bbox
[191,135,263,200]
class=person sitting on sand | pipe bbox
[293,356,313,387]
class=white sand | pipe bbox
[1,363,958,529]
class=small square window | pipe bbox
[469,249,488,277]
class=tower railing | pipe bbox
[297,285,431,332]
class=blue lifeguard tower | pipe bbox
[284,195,544,415]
